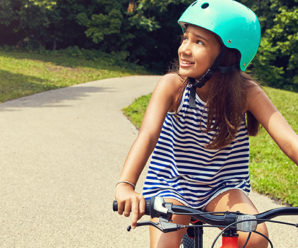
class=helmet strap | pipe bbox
[188,47,238,108]
[188,47,225,89]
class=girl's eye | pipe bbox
[197,40,204,45]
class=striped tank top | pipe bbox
[142,84,250,208]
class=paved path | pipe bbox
[0,76,297,247]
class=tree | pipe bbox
[0,0,57,48]
[240,0,298,90]
[255,6,297,90]
[0,0,296,90]
[0,0,95,49]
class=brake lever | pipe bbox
[127,221,161,232]
[127,217,186,233]
[159,217,186,233]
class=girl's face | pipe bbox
[178,25,221,79]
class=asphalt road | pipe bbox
[0,76,297,247]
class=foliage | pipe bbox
[76,0,132,54]
[0,0,96,49]
[0,0,58,48]
[0,0,297,90]
[240,0,298,91]
[76,0,193,72]
[78,0,298,85]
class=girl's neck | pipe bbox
[195,79,213,102]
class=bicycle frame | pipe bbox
[221,237,238,248]
[184,220,239,248]
[185,220,204,248]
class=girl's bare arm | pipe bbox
[115,73,183,227]
[247,84,298,164]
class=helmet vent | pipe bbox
[191,1,198,7]
[201,3,209,9]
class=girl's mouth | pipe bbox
[180,59,194,68]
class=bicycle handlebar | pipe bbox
[113,196,298,233]
[113,197,153,216]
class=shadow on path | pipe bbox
[0,81,113,110]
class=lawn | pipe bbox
[123,87,298,206]
[249,87,298,206]
[0,48,147,103]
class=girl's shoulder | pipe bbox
[155,73,185,98]
[245,79,267,111]
[158,72,185,88]
[246,80,264,98]
[154,73,186,112]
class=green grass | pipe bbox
[249,87,298,206]
[123,93,152,128]
[123,87,298,206]
[0,48,148,103]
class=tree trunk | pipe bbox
[127,0,136,13]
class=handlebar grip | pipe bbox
[113,199,152,215]
[113,200,118,211]
[145,198,151,216]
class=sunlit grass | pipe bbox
[0,48,147,103]
[249,87,298,206]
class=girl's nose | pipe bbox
[179,42,192,55]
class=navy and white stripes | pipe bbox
[142,85,250,208]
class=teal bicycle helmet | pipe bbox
[178,0,261,72]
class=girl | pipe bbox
[115,0,298,247]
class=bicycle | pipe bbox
[113,196,298,248]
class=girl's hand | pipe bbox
[115,183,146,229]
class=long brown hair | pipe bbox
[171,47,260,149]
[207,52,260,149]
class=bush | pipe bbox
[0,0,297,91]
[252,6,298,91]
